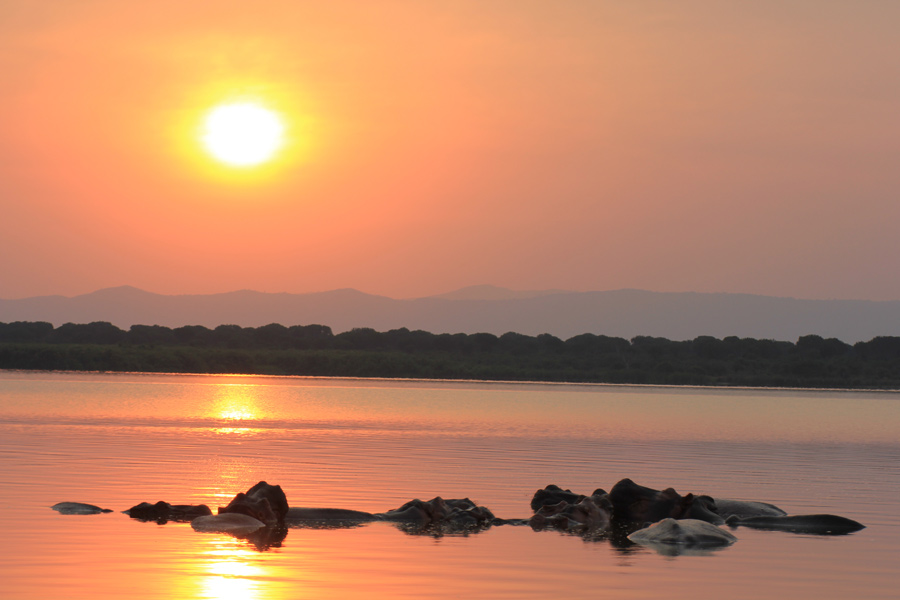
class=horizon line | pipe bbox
[1,284,897,304]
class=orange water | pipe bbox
[1,371,898,599]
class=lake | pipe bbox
[1,370,898,599]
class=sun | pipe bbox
[201,102,285,167]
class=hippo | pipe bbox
[726,514,865,535]
[284,499,498,536]
[608,479,722,525]
[680,494,725,525]
[51,502,113,515]
[711,498,786,519]
[285,507,379,524]
[530,485,608,512]
[191,513,267,534]
[627,518,737,555]
[377,497,495,533]
[192,512,289,550]
[219,481,289,526]
[530,496,611,532]
[125,501,212,523]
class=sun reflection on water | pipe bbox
[210,385,266,435]
[201,566,260,600]
[197,541,266,600]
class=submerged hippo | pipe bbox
[285,507,379,524]
[125,501,212,523]
[628,518,737,555]
[191,513,267,534]
[726,514,865,535]
[51,502,113,515]
[712,499,786,520]
[377,497,495,533]
[284,498,501,536]
[530,485,608,512]
[530,496,611,532]
[608,479,722,525]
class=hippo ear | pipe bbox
[659,488,681,501]
[594,494,613,512]
[695,495,716,509]
[679,493,695,516]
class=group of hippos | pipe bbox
[52,478,865,555]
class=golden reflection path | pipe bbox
[189,382,302,600]
[201,383,272,511]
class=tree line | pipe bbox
[1,320,899,389]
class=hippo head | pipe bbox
[219,492,278,525]
[219,481,289,526]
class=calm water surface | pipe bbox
[1,371,898,599]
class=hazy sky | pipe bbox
[2,1,898,300]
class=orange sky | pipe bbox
[2,1,899,300]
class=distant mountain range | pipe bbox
[1,285,898,344]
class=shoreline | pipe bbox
[3,367,898,395]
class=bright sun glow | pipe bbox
[209,385,264,435]
[202,102,285,167]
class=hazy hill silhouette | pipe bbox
[2,285,899,343]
